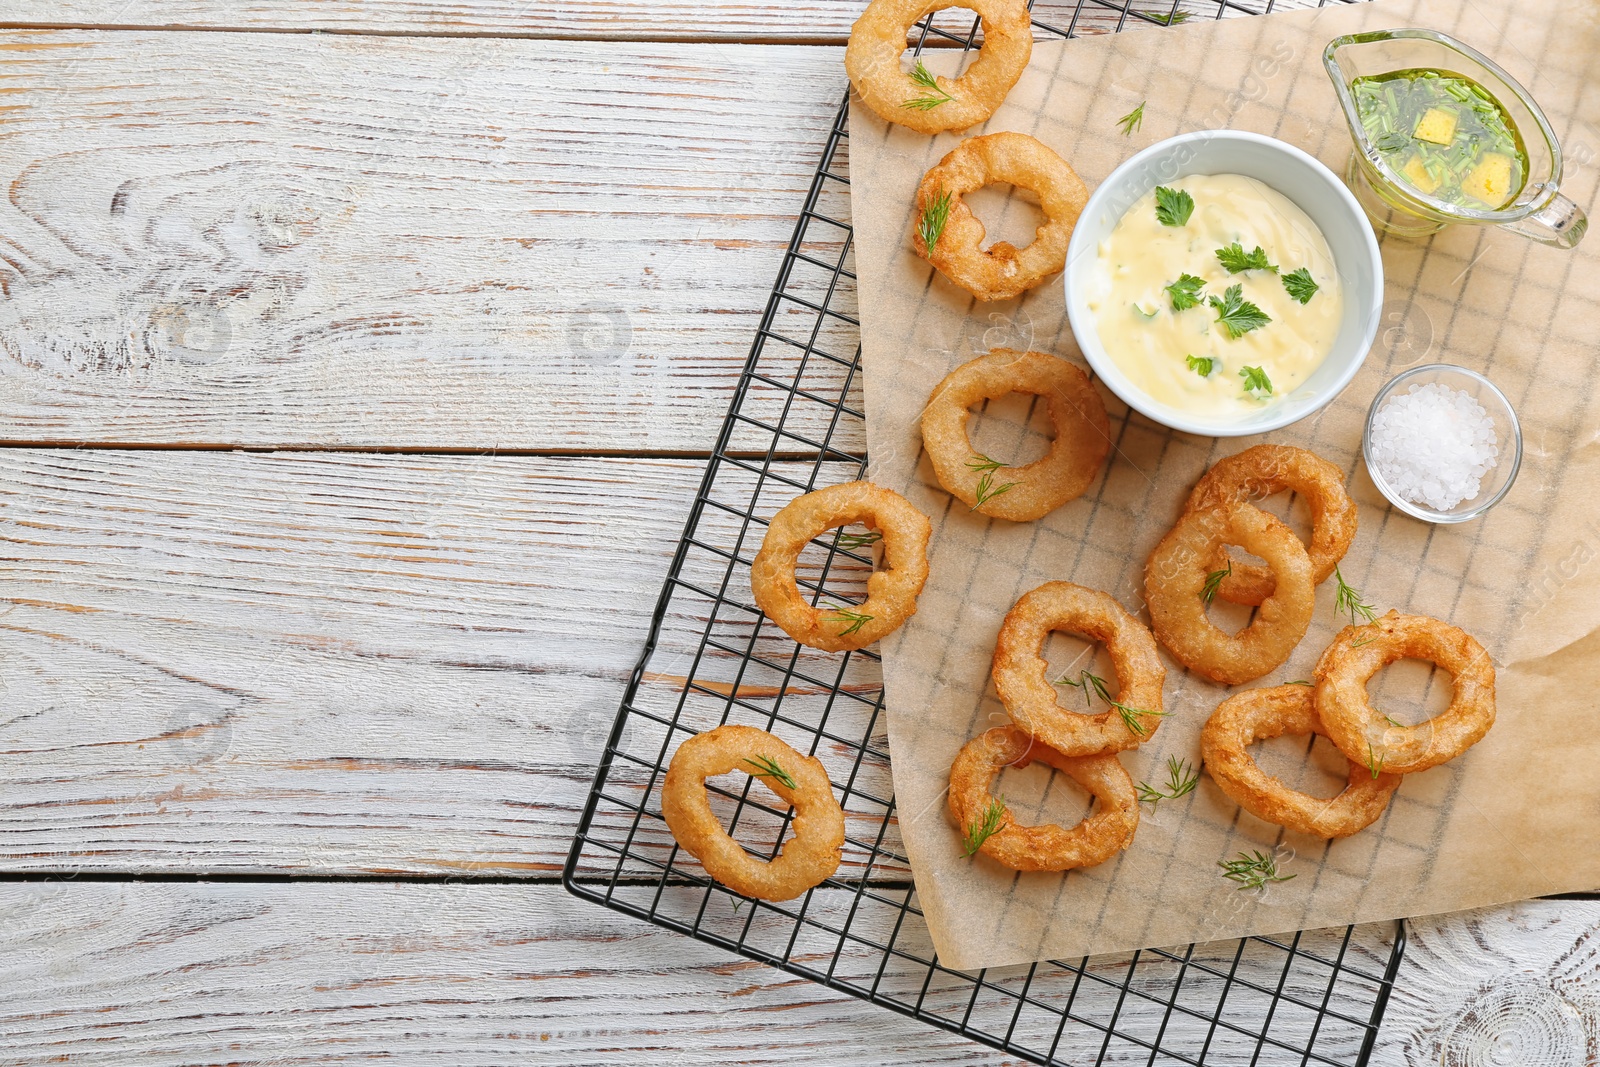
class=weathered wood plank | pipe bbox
[0,882,1586,1065]
[4,1,1294,41]
[0,31,846,450]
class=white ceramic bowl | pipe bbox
[1064,130,1384,437]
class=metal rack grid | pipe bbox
[566,2,1407,1063]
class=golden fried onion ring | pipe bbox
[1313,611,1497,775]
[1145,504,1315,686]
[1201,684,1400,839]
[845,0,1033,135]
[912,132,1088,302]
[1187,445,1358,606]
[750,481,931,652]
[948,726,1138,871]
[920,348,1110,521]
[662,724,845,901]
[992,582,1166,756]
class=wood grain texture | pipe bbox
[5,1,1296,40]
[0,30,844,450]
[0,883,1587,1065]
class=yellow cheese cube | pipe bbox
[1400,154,1441,195]
[1412,107,1459,145]
[1461,152,1514,206]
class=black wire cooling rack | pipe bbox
[566,2,1407,1063]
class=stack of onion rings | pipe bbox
[750,481,931,652]
[845,0,1033,135]
[1186,445,1358,606]
[920,348,1110,521]
[948,726,1138,871]
[1201,684,1400,839]
[992,582,1166,755]
[912,132,1088,301]
[662,724,845,901]
[1145,503,1315,685]
[1313,611,1497,775]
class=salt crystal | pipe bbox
[1368,381,1499,512]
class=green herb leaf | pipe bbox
[1154,185,1194,227]
[1053,669,1170,737]
[903,60,955,111]
[1143,7,1192,24]
[823,603,874,637]
[1366,741,1386,779]
[1201,560,1232,605]
[1209,285,1272,338]
[1333,565,1379,626]
[1286,679,1314,687]
[971,469,1018,511]
[963,797,1006,856]
[1133,302,1159,320]
[1185,354,1215,378]
[1215,242,1278,274]
[965,453,1007,474]
[1165,273,1207,311]
[1239,364,1273,400]
[1218,849,1295,891]
[1136,756,1200,809]
[743,755,798,791]
[835,528,882,551]
[918,187,953,251]
[1117,101,1146,136]
[1282,267,1320,304]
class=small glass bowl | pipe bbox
[1362,364,1522,524]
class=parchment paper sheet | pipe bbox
[849,0,1600,971]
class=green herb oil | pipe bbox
[1351,68,1528,209]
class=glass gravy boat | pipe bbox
[1324,28,1587,248]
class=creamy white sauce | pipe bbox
[1086,174,1343,420]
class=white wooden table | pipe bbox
[0,3,1593,1063]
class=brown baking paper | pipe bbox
[850,0,1600,971]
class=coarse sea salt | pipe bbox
[1368,381,1499,512]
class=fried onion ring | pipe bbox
[1187,445,1358,606]
[1201,685,1400,839]
[662,724,845,901]
[920,348,1110,521]
[1313,611,1497,775]
[912,132,1088,301]
[1145,504,1315,686]
[947,726,1138,871]
[845,0,1033,135]
[750,481,931,652]
[992,582,1166,756]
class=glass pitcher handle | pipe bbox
[1503,184,1588,249]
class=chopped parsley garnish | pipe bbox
[1185,354,1214,377]
[1239,364,1273,400]
[1282,267,1320,304]
[1209,284,1271,338]
[1164,273,1207,311]
[1215,242,1278,274]
[1154,185,1194,227]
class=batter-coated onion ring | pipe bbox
[1313,611,1497,775]
[1201,685,1400,839]
[912,132,1088,301]
[948,726,1138,871]
[1145,504,1315,686]
[921,348,1110,521]
[750,481,931,652]
[992,582,1166,755]
[845,0,1033,135]
[1187,445,1358,606]
[661,724,845,901]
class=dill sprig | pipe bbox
[1054,669,1170,738]
[903,60,955,111]
[824,603,874,637]
[963,797,1006,856]
[1365,741,1386,779]
[966,453,1007,474]
[1334,565,1378,626]
[836,528,882,551]
[744,754,798,791]
[1136,756,1199,809]
[1116,101,1146,136]
[1144,7,1192,24]
[968,456,1018,511]
[1201,560,1232,606]
[1218,849,1295,891]
[1286,679,1313,687]
[919,186,953,250]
